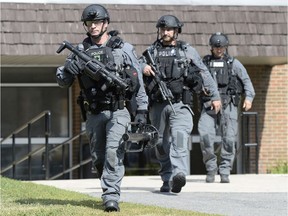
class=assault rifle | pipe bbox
[56,40,129,91]
[142,49,176,114]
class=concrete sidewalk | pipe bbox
[33,174,288,216]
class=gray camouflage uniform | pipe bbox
[198,57,255,176]
[57,36,148,204]
[142,44,220,184]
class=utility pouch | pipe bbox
[146,79,155,92]
[77,94,87,121]
[171,59,182,79]
[182,87,192,105]
[231,94,240,106]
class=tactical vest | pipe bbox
[203,55,244,107]
[78,35,127,114]
[146,41,194,104]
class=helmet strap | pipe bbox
[156,28,160,40]
[173,30,178,40]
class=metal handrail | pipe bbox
[0,110,92,180]
[1,145,46,174]
[49,158,91,180]
[241,111,259,174]
[0,110,51,180]
[48,130,86,153]
[46,130,87,180]
[0,110,51,144]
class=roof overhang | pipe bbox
[1,55,287,67]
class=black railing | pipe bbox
[47,130,91,180]
[1,111,260,179]
[241,112,259,174]
[0,110,51,180]
[1,110,92,180]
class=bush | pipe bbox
[268,161,288,174]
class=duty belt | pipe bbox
[84,100,125,114]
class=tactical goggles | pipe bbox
[85,20,104,27]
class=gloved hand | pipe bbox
[64,58,85,75]
[134,110,148,125]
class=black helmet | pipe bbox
[156,15,183,33]
[81,4,110,23]
[209,32,229,47]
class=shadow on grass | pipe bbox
[15,198,103,210]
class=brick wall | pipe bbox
[247,64,288,173]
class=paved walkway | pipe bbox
[33,174,288,216]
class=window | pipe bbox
[1,66,70,139]
[1,66,71,179]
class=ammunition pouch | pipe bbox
[171,94,182,104]
[227,75,243,107]
[182,87,193,106]
[186,66,203,94]
[231,94,241,106]
[227,75,244,95]
[168,78,184,95]
[221,94,231,110]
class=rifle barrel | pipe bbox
[57,41,128,90]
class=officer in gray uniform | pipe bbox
[198,32,255,183]
[56,4,148,212]
[140,15,221,193]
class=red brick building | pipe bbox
[1,2,287,176]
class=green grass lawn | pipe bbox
[0,176,220,216]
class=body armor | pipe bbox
[144,41,203,106]
[203,55,243,107]
[156,46,182,80]
[146,42,192,103]
[207,56,231,94]
[78,37,127,114]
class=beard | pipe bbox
[162,35,174,42]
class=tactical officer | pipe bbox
[140,15,221,193]
[198,32,255,183]
[56,4,148,212]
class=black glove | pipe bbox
[64,58,84,75]
[134,110,148,125]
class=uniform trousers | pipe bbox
[198,103,238,175]
[150,101,193,182]
[85,108,130,204]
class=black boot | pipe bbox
[104,200,120,212]
[160,181,170,192]
[171,172,186,193]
